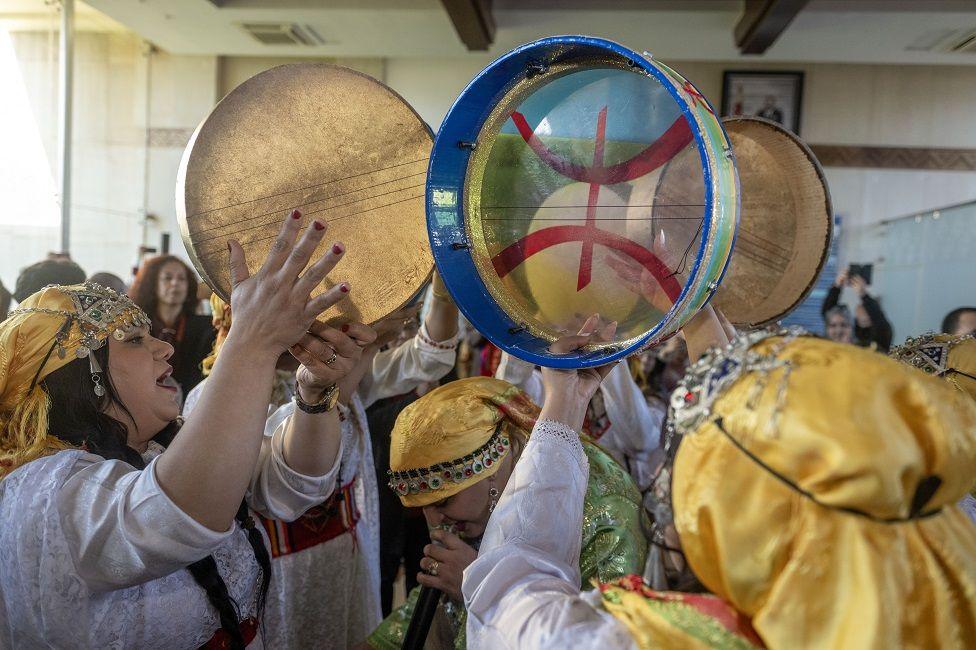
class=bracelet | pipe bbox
[295,383,339,414]
[417,327,459,351]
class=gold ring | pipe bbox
[428,560,439,577]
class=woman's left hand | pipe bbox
[417,529,479,601]
[292,321,377,400]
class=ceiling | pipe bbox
[2,0,976,65]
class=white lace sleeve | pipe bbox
[463,419,634,649]
[247,401,343,521]
[358,322,459,409]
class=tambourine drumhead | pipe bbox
[429,37,738,368]
[713,117,832,327]
[177,63,433,325]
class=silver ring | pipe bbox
[428,560,439,577]
[324,349,337,366]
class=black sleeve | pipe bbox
[821,285,841,317]
[860,294,893,353]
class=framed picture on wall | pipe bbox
[721,71,804,134]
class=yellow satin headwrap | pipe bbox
[673,336,976,649]
[0,283,149,479]
[389,376,540,507]
[201,293,232,377]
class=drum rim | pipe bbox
[718,115,833,328]
[427,35,736,368]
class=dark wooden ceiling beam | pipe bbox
[441,0,495,51]
[735,0,809,55]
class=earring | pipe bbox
[88,353,106,398]
[488,476,500,513]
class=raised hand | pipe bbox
[849,274,868,297]
[538,314,618,430]
[225,210,349,358]
[292,321,377,401]
[835,268,849,288]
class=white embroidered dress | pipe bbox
[235,323,458,647]
[0,425,342,649]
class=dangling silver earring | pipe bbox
[488,476,500,513]
[89,353,106,398]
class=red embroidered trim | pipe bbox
[259,478,359,559]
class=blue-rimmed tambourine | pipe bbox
[427,36,739,368]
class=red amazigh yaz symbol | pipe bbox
[493,107,691,300]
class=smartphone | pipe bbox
[848,263,873,285]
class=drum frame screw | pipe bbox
[526,61,548,77]
[458,141,477,150]
[451,242,470,250]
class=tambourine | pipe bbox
[177,63,434,325]
[428,36,739,368]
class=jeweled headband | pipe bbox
[387,425,511,497]
[6,283,150,395]
[663,326,805,456]
[890,332,976,378]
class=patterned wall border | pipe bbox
[147,128,976,172]
[808,144,976,171]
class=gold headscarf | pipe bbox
[891,332,976,402]
[0,283,150,478]
[201,293,232,377]
[388,376,539,507]
[669,332,976,648]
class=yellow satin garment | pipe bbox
[674,337,976,649]
[201,293,232,377]
[944,337,976,401]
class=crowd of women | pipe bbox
[0,211,975,648]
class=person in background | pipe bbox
[129,255,215,395]
[821,267,892,352]
[87,272,128,295]
[0,280,10,321]
[823,305,854,345]
[943,307,976,337]
[12,258,86,304]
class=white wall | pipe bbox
[0,28,217,293]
